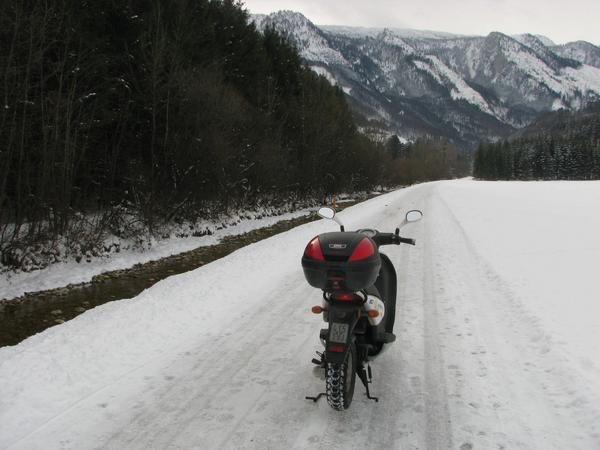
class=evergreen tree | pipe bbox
[473,105,600,181]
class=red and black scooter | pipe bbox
[302,206,423,410]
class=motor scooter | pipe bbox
[302,206,423,410]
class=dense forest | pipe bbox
[0,0,395,266]
[474,105,600,180]
[0,0,474,271]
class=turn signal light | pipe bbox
[367,309,379,318]
[311,306,323,314]
[304,236,325,260]
[348,237,375,261]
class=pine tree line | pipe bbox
[473,108,600,180]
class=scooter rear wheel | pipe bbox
[326,341,357,410]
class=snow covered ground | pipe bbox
[1,179,600,449]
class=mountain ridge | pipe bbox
[253,11,600,148]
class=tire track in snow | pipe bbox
[421,186,453,450]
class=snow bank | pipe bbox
[0,208,313,300]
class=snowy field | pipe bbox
[1,179,600,449]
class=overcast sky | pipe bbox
[241,0,600,45]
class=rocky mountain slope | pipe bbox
[552,41,600,69]
[253,11,600,148]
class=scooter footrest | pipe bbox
[381,332,396,343]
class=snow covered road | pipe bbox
[2,180,600,449]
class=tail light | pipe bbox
[304,236,324,260]
[328,344,345,353]
[333,293,356,301]
[348,237,375,261]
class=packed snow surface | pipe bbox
[2,180,600,449]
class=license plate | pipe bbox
[329,322,349,344]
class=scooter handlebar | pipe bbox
[372,233,416,246]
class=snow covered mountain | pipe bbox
[552,40,600,68]
[253,11,600,148]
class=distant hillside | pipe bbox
[253,11,600,149]
[513,102,600,139]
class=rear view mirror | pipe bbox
[406,210,423,223]
[397,209,423,232]
[318,207,336,220]
[317,206,345,231]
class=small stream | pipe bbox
[0,198,368,347]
